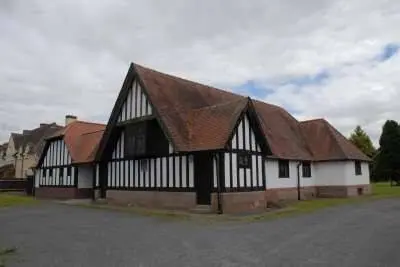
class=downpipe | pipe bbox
[214,153,223,214]
[296,161,301,201]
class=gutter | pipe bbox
[296,161,301,201]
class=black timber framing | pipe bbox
[95,63,177,163]
[224,97,272,155]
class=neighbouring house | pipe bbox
[0,123,63,178]
[14,123,63,178]
[0,143,8,165]
[0,164,15,179]
[93,63,371,213]
[0,133,22,169]
[34,116,105,199]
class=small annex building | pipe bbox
[93,63,371,213]
[34,117,105,199]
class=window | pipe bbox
[59,168,64,177]
[49,168,53,177]
[355,161,362,175]
[67,166,71,176]
[41,168,46,177]
[278,160,289,178]
[125,123,147,157]
[237,153,251,168]
[302,162,311,177]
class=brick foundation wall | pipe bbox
[106,190,197,210]
[35,187,92,199]
[211,191,267,213]
[316,184,371,198]
[265,187,317,203]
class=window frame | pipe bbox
[278,160,290,178]
[237,152,251,169]
[302,161,312,178]
[124,123,147,157]
[355,160,362,175]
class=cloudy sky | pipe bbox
[1,0,399,146]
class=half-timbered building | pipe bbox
[35,117,105,199]
[95,63,371,213]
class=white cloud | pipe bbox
[0,0,400,147]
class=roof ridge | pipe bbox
[80,129,105,136]
[73,120,106,126]
[300,118,325,124]
[133,62,244,98]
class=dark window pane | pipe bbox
[279,160,289,178]
[355,161,362,175]
[302,162,311,177]
[237,153,251,168]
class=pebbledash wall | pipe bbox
[34,139,93,199]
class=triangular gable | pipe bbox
[38,138,72,167]
[117,79,153,122]
[226,99,271,154]
[230,114,262,152]
[96,64,176,161]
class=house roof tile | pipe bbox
[300,119,371,161]
[49,121,105,164]
[98,63,370,162]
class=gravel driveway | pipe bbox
[1,199,400,267]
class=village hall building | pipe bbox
[85,63,372,213]
[34,116,105,199]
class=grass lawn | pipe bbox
[0,193,36,208]
[245,182,400,222]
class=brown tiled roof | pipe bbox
[135,64,245,151]
[253,100,314,160]
[75,130,105,163]
[49,121,105,164]
[98,62,370,162]
[300,119,371,161]
[19,123,63,157]
[187,98,248,151]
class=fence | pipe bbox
[0,178,32,195]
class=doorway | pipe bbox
[194,152,213,205]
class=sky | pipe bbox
[1,0,400,147]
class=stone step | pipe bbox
[191,205,213,214]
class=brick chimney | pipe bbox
[65,115,77,126]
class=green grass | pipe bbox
[0,193,36,208]
[0,247,17,267]
[371,182,400,198]
[243,182,400,222]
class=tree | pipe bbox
[349,125,376,158]
[374,120,400,184]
